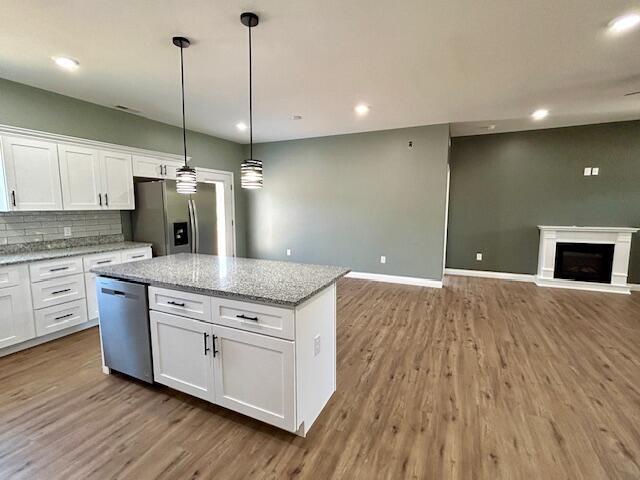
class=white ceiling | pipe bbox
[1,0,639,142]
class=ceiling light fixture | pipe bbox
[52,56,79,71]
[487,124,496,131]
[292,115,303,120]
[608,13,640,34]
[172,36,197,195]
[236,122,248,131]
[240,12,263,190]
[355,104,370,115]
[531,109,549,120]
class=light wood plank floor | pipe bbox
[1,277,639,479]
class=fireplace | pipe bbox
[554,242,614,283]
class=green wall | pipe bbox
[0,78,247,255]
[246,124,450,280]
[447,120,640,283]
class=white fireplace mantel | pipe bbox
[536,225,639,294]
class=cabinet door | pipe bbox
[1,136,63,211]
[150,310,214,401]
[212,325,296,431]
[85,272,98,320]
[100,150,134,210]
[58,144,102,210]
[0,268,35,349]
[162,161,184,180]
[132,155,164,179]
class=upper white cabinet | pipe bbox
[0,136,63,211]
[99,150,134,210]
[132,155,183,180]
[58,144,102,210]
[59,145,134,210]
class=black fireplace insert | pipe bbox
[554,242,614,283]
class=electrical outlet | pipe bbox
[63,227,72,237]
[380,255,386,264]
[476,252,483,261]
[592,167,599,175]
[286,249,291,256]
[313,335,321,356]
[583,167,592,176]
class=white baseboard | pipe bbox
[444,268,535,282]
[0,319,98,358]
[346,271,442,288]
[535,277,631,295]
[630,283,640,292]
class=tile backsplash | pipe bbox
[0,211,123,246]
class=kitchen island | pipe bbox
[92,253,349,436]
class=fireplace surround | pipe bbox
[536,226,638,294]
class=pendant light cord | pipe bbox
[180,45,188,167]
[249,22,253,160]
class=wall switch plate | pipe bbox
[380,255,386,264]
[286,249,291,256]
[592,167,599,175]
[313,335,321,356]
[584,167,592,176]
[63,227,72,237]
[476,252,483,261]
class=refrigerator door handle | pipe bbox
[187,199,196,254]
[192,198,200,254]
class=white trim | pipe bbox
[346,271,442,288]
[0,319,98,358]
[630,284,640,292]
[535,277,630,295]
[445,268,535,282]
[0,123,189,163]
[538,225,638,233]
[442,163,450,278]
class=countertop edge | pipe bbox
[94,269,351,307]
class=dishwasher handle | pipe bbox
[100,287,138,300]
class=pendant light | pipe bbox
[173,36,197,194]
[240,12,263,189]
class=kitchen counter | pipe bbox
[0,241,153,266]
[92,253,349,307]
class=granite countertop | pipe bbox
[92,253,350,307]
[0,242,152,266]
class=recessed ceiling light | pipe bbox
[531,109,549,120]
[236,122,247,131]
[608,13,640,34]
[291,115,303,120]
[52,56,79,71]
[354,104,370,116]
[487,124,496,131]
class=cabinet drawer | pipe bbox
[29,257,83,282]
[83,251,122,272]
[31,274,86,310]
[0,264,28,289]
[149,287,211,322]
[122,247,152,263]
[35,299,88,336]
[211,298,295,340]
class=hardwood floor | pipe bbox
[1,276,639,479]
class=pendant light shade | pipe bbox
[240,12,263,189]
[173,36,197,195]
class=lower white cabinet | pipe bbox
[213,324,296,431]
[0,266,35,349]
[34,298,88,336]
[31,273,86,310]
[150,310,215,402]
[85,272,98,320]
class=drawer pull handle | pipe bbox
[52,288,72,295]
[131,254,145,259]
[237,314,259,322]
[167,300,186,307]
[212,335,219,357]
[96,260,112,265]
[49,266,69,272]
[203,332,210,355]
[54,313,74,321]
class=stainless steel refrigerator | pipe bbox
[132,180,217,256]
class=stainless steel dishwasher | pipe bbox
[96,277,153,383]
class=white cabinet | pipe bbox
[0,136,63,211]
[121,247,152,263]
[59,144,134,210]
[34,299,88,336]
[58,143,102,210]
[150,310,215,402]
[149,286,211,322]
[85,272,98,320]
[0,265,35,349]
[132,155,183,180]
[100,150,134,210]
[212,324,296,431]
